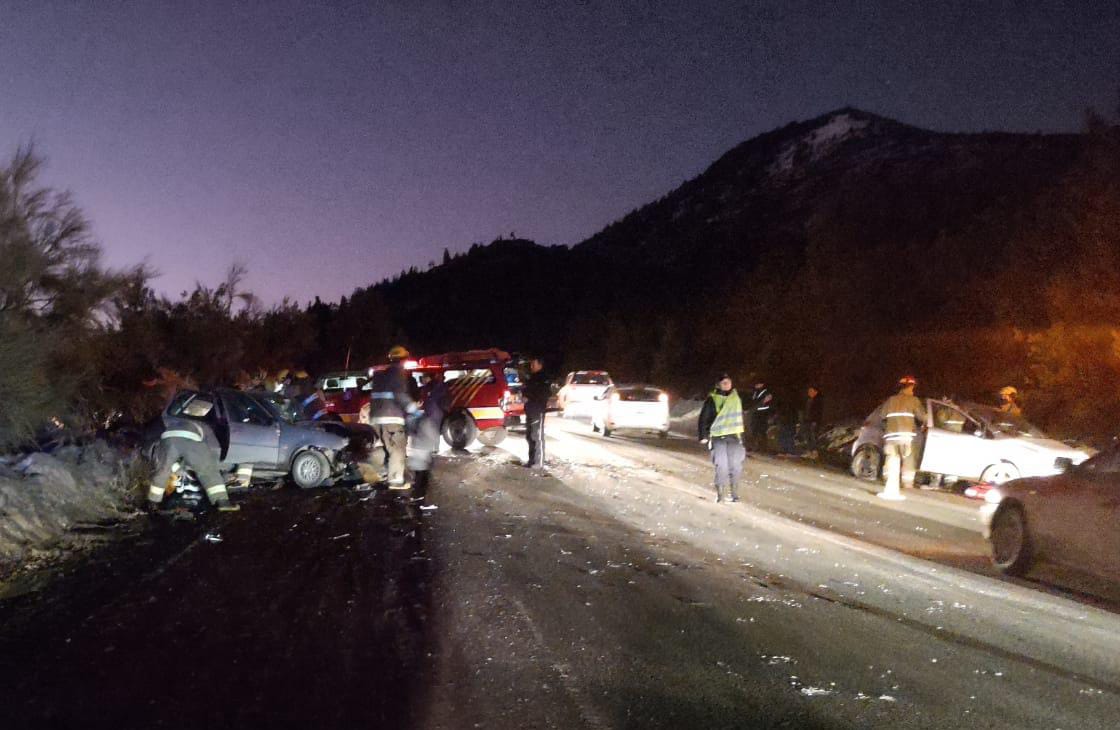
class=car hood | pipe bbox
[996,435,1090,462]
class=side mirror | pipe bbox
[1053,456,1074,473]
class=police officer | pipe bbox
[367,346,422,489]
[876,375,928,501]
[698,373,747,503]
[522,357,552,469]
[147,396,239,512]
[748,380,773,452]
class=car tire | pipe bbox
[981,461,1020,485]
[851,444,882,481]
[477,427,507,447]
[990,503,1033,576]
[442,410,478,450]
[291,449,330,489]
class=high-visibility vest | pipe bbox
[710,389,745,437]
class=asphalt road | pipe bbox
[2,417,1119,729]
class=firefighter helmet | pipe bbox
[999,386,1018,398]
[898,375,917,387]
[387,345,410,361]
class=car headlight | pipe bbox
[983,487,1003,505]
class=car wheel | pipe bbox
[990,503,1033,576]
[291,450,330,489]
[981,462,1020,485]
[477,427,507,447]
[851,444,882,481]
[442,410,478,450]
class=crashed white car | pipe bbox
[850,399,1091,484]
[557,370,613,417]
[590,385,670,439]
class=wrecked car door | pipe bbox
[217,390,282,468]
[918,400,991,480]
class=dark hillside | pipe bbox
[314,108,1118,436]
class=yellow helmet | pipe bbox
[387,345,410,361]
[999,386,1018,397]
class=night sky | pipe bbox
[2,1,1117,305]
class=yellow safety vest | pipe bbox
[710,390,745,437]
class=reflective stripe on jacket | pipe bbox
[879,394,927,442]
[161,421,206,442]
[709,389,745,438]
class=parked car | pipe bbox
[981,445,1120,578]
[590,385,670,439]
[160,388,353,489]
[850,399,1090,485]
[557,371,613,417]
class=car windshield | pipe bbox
[572,372,610,385]
[966,404,1046,438]
[257,392,301,423]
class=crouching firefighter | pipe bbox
[698,373,747,503]
[148,397,239,512]
[368,345,422,489]
[876,375,928,501]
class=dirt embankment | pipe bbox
[0,442,141,582]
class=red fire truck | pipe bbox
[366,348,524,449]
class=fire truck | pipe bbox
[367,348,524,449]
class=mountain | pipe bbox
[319,108,1119,433]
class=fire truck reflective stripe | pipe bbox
[162,429,203,442]
[469,407,504,421]
[147,484,165,500]
[370,392,395,399]
[885,412,917,418]
[205,485,229,498]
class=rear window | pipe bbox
[572,372,610,385]
[618,388,663,402]
[321,376,367,392]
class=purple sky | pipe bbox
[2,1,1118,305]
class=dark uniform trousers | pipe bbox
[526,407,546,467]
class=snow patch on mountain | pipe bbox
[770,113,870,174]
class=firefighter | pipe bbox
[748,380,773,452]
[147,397,239,512]
[998,386,1022,417]
[876,375,928,501]
[367,346,422,489]
[407,371,450,502]
[522,357,552,469]
[698,373,747,503]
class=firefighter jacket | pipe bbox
[699,388,745,440]
[367,364,420,426]
[879,393,927,443]
[161,419,210,443]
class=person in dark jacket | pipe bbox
[366,345,421,489]
[798,385,825,454]
[698,373,747,503]
[408,371,450,502]
[748,381,773,452]
[521,357,552,469]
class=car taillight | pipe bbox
[658,393,669,403]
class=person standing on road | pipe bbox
[698,373,747,503]
[799,385,825,455]
[407,371,450,502]
[522,357,552,469]
[748,380,773,452]
[147,398,239,512]
[876,375,928,501]
[367,346,422,489]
